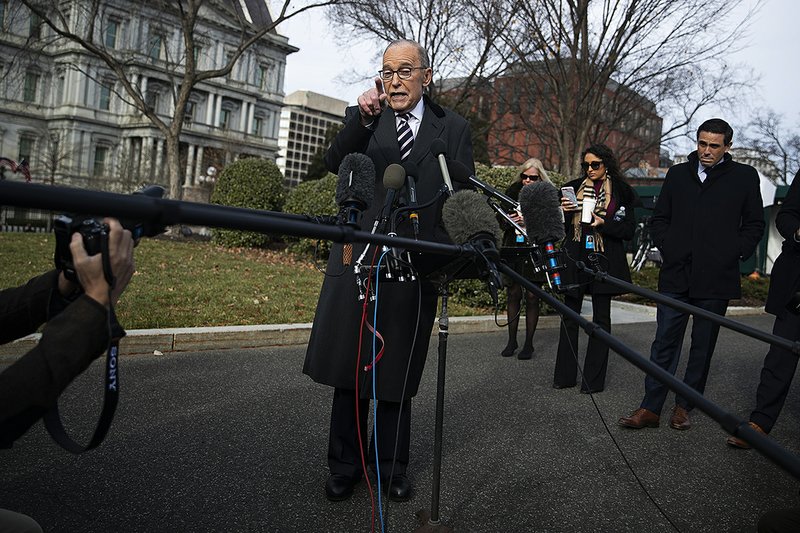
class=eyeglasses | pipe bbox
[581,161,604,171]
[520,173,540,181]
[378,67,427,81]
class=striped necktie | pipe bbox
[397,113,414,160]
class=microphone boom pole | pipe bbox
[498,261,800,481]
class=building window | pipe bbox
[18,136,35,163]
[23,71,39,103]
[105,20,119,48]
[220,108,230,129]
[99,80,112,110]
[192,45,202,66]
[0,2,5,30]
[93,146,109,176]
[255,65,268,89]
[252,116,262,136]
[148,34,162,60]
[29,11,41,38]
[184,101,195,124]
[145,90,160,113]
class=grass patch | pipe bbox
[0,233,490,328]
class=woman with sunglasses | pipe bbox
[500,158,554,359]
[553,144,639,392]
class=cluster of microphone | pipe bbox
[331,141,571,301]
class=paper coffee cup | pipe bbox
[581,198,596,224]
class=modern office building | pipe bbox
[276,90,347,187]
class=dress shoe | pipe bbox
[580,387,603,394]
[726,421,766,449]
[325,474,359,501]
[517,345,534,360]
[618,408,659,429]
[382,473,412,502]
[669,405,691,430]
[501,341,518,357]
[552,382,576,389]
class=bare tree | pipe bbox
[742,109,800,185]
[327,0,761,175]
[20,0,343,198]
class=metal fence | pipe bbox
[0,206,54,233]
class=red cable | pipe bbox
[354,246,381,533]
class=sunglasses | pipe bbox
[520,173,540,181]
[581,161,604,171]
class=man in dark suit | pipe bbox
[303,39,474,502]
[727,170,800,449]
[619,118,765,430]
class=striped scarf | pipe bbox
[571,177,612,252]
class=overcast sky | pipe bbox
[276,0,798,155]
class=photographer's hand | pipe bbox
[70,218,135,307]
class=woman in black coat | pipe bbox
[553,144,638,393]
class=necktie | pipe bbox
[397,113,414,160]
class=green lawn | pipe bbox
[0,233,489,329]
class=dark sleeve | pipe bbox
[323,106,375,174]
[599,183,638,241]
[0,295,111,447]
[775,169,800,250]
[649,171,674,250]
[0,270,60,344]
[737,169,766,259]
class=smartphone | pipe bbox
[561,186,578,206]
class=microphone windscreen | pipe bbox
[519,181,566,244]
[442,190,503,246]
[335,153,375,208]
[401,160,419,183]
[430,138,447,157]
[445,160,472,186]
[383,163,407,190]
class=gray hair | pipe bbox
[384,39,430,69]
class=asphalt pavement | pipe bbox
[2,306,799,533]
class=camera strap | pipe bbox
[42,339,120,453]
[43,232,123,454]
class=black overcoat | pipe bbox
[651,152,765,300]
[559,177,638,296]
[303,96,474,401]
[765,170,800,318]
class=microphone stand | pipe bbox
[414,256,475,533]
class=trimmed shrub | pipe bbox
[210,158,286,248]
[283,172,338,257]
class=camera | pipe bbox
[53,185,166,283]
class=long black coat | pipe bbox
[651,152,765,300]
[559,177,638,296]
[303,96,474,401]
[765,170,800,318]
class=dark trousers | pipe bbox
[554,292,612,392]
[640,293,728,415]
[328,387,410,481]
[750,311,800,433]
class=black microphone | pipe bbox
[335,154,375,266]
[378,163,407,233]
[401,160,420,239]
[430,138,454,195]
[335,153,375,226]
[519,181,567,290]
[446,160,518,211]
[441,190,504,305]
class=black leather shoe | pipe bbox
[325,474,359,501]
[517,345,534,360]
[383,474,412,502]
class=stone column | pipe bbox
[194,145,205,180]
[185,144,195,186]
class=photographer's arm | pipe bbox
[0,219,134,447]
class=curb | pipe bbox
[0,302,765,362]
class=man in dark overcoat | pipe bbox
[727,169,800,449]
[303,39,474,502]
[619,118,765,430]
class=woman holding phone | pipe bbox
[553,144,639,393]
